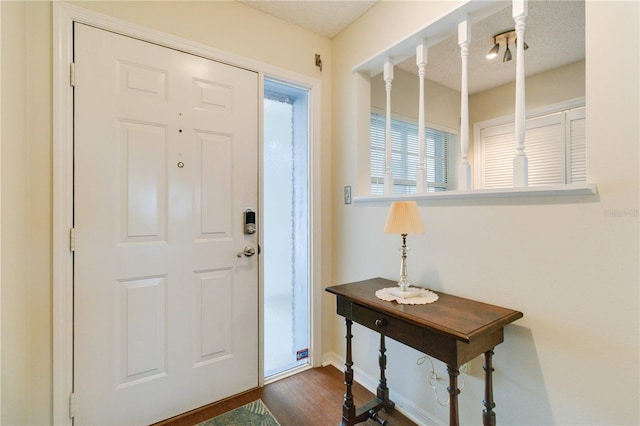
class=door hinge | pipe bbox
[70,228,76,252]
[69,392,76,419]
[70,62,76,87]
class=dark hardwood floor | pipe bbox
[153,366,417,426]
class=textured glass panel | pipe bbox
[263,79,310,378]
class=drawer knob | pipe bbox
[375,318,386,328]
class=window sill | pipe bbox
[353,183,598,203]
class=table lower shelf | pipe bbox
[342,397,395,426]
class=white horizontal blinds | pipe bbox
[480,123,515,188]
[567,107,586,183]
[392,119,419,194]
[481,116,564,188]
[370,113,386,194]
[479,107,586,188]
[370,113,455,194]
[425,128,450,191]
[525,114,565,186]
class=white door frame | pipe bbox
[52,3,323,424]
[0,4,3,420]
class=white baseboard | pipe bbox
[320,351,342,368]
[321,352,443,426]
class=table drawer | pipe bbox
[351,303,423,351]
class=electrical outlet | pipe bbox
[460,363,470,374]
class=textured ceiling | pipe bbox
[239,0,378,39]
[396,0,586,94]
[239,0,585,95]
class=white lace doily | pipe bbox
[375,287,439,305]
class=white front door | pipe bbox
[73,23,259,425]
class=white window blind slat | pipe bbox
[370,113,457,194]
[481,129,515,188]
[567,108,586,183]
[478,107,585,189]
[525,118,565,186]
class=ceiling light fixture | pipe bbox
[486,29,528,62]
[486,37,500,59]
[503,37,512,62]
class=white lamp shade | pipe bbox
[384,201,425,234]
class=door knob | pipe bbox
[237,246,256,258]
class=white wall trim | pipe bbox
[473,97,586,189]
[308,74,324,372]
[0,3,3,420]
[257,72,266,387]
[52,3,75,424]
[352,1,505,76]
[472,97,586,136]
[261,71,323,373]
[354,183,597,203]
[52,3,323,424]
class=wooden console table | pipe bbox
[326,277,523,426]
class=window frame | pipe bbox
[473,97,586,189]
[369,108,459,195]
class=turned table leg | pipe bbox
[483,349,496,426]
[341,319,355,425]
[447,365,461,426]
[376,334,394,411]
[377,333,389,401]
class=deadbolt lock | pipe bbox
[244,209,256,234]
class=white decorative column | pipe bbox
[416,41,427,192]
[458,19,472,190]
[513,0,528,187]
[383,59,394,195]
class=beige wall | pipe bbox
[0,1,332,424]
[371,67,460,130]
[1,2,29,424]
[332,1,638,425]
[370,59,585,183]
[469,59,585,166]
[371,60,585,129]
[68,1,331,79]
[2,0,639,424]
[470,59,586,125]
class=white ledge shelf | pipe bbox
[353,183,598,203]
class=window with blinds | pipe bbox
[476,106,586,189]
[370,112,458,195]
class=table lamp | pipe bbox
[384,201,425,298]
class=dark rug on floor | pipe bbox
[197,399,280,426]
